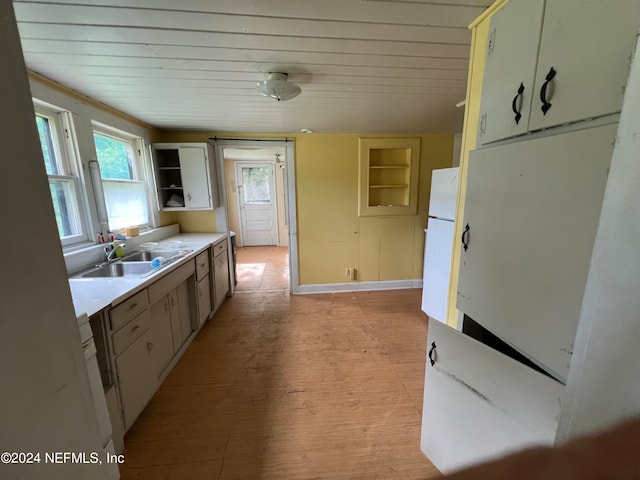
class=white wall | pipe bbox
[0,2,109,478]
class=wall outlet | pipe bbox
[345,267,356,281]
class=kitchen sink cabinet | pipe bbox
[86,239,228,435]
[148,262,196,377]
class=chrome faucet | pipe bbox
[104,243,126,263]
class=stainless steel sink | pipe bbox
[81,262,156,278]
[120,250,190,262]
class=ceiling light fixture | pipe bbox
[256,72,301,102]
[300,128,313,134]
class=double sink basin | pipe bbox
[81,250,192,278]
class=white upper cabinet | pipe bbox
[178,147,211,209]
[478,0,545,145]
[479,0,640,146]
[153,142,220,211]
[528,0,640,131]
[458,123,616,381]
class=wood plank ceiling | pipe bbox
[14,0,492,134]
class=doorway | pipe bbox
[235,162,278,246]
[210,138,299,293]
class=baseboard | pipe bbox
[297,279,423,295]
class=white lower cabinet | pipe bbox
[421,319,562,474]
[197,274,212,327]
[114,313,157,431]
[213,242,230,311]
[149,280,194,378]
[149,297,175,377]
[174,280,194,346]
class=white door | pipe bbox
[236,163,278,246]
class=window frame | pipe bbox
[91,121,157,232]
[34,103,90,247]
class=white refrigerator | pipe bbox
[421,167,459,323]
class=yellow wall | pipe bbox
[447,0,508,327]
[153,131,453,285]
[296,135,452,285]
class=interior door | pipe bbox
[236,163,278,246]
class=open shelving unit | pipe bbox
[358,138,420,216]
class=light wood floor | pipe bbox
[119,246,438,479]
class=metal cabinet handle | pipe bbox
[428,342,437,367]
[461,223,470,252]
[147,341,153,352]
[511,82,525,124]
[131,325,140,333]
[128,302,138,311]
[540,66,557,115]
[479,113,487,136]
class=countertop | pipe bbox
[68,233,227,318]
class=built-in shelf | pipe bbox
[358,138,420,216]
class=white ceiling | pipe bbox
[14,0,491,134]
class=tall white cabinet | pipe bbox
[421,0,640,474]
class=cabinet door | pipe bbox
[179,146,211,209]
[421,320,562,473]
[197,275,212,327]
[458,123,616,380]
[477,0,545,145]
[115,324,157,430]
[175,279,194,344]
[529,0,640,131]
[214,252,229,310]
[149,298,174,377]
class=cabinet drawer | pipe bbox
[420,319,562,474]
[195,250,210,281]
[109,290,149,332]
[212,239,227,257]
[148,260,195,303]
[112,309,151,356]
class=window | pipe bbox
[92,124,151,231]
[241,166,271,204]
[34,106,88,246]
